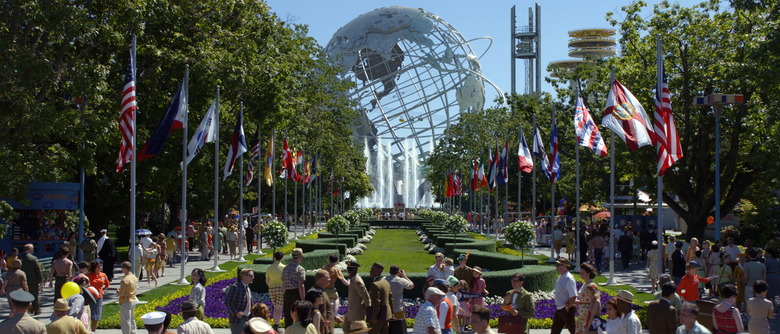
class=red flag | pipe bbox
[602,79,655,150]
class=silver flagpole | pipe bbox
[210,87,223,272]
[177,66,189,284]
[257,129,262,254]
[656,34,665,277]
[607,65,618,285]
[549,105,556,262]
[575,88,582,271]
[130,36,137,276]
[237,102,246,262]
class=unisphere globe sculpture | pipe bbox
[325,6,503,209]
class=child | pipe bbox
[470,267,487,307]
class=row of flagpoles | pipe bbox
[443,36,681,283]
[115,37,331,280]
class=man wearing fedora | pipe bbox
[178,300,214,334]
[80,231,98,262]
[0,290,46,334]
[282,248,306,329]
[47,298,89,334]
[344,261,370,334]
[616,290,641,334]
[551,258,577,334]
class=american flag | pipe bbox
[452,172,463,196]
[243,138,261,186]
[654,64,683,176]
[574,97,608,157]
[116,53,136,173]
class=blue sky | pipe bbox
[266,0,710,103]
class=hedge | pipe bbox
[252,248,338,269]
[239,263,556,300]
[451,248,538,271]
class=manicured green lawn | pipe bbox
[354,229,434,272]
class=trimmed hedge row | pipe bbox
[239,263,557,300]
[252,248,338,269]
[452,248,538,270]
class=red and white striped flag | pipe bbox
[574,97,608,157]
[116,52,136,173]
[654,64,683,176]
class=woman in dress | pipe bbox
[715,253,734,297]
[762,248,779,301]
[646,240,659,293]
[189,268,207,320]
[712,284,744,334]
[747,280,775,334]
[87,260,110,332]
[470,267,487,307]
[603,299,622,334]
[0,259,27,302]
[576,263,601,334]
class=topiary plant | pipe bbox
[326,215,350,236]
[261,220,289,251]
[505,220,536,263]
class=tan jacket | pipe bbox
[345,275,370,321]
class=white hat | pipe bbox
[425,287,446,298]
[141,311,167,325]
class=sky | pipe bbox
[265,0,710,103]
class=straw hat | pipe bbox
[53,298,70,312]
[616,290,635,304]
[348,320,371,334]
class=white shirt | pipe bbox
[618,310,642,334]
[723,245,742,262]
[553,271,577,310]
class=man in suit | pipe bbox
[308,269,334,334]
[19,243,43,314]
[647,282,679,334]
[344,261,370,334]
[97,229,118,282]
[367,262,392,334]
[224,268,254,334]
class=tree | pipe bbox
[0,1,372,239]
[603,0,780,239]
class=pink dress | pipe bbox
[470,278,486,307]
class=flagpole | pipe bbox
[531,117,537,254]
[575,89,582,271]
[656,34,665,277]
[177,65,189,284]
[258,129,263,254]
[607,65,618,285]
[549,105,557,263]
[271,130,276,220]
[237,102,246,262]
[129,35,138,276]
[210,86,223,272]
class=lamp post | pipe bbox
[693,93,744,241]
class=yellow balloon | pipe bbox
[61,282,81,299]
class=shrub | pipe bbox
[261,220,288,250]
[326,215,349,235]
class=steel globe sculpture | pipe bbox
[325,6,502,209]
